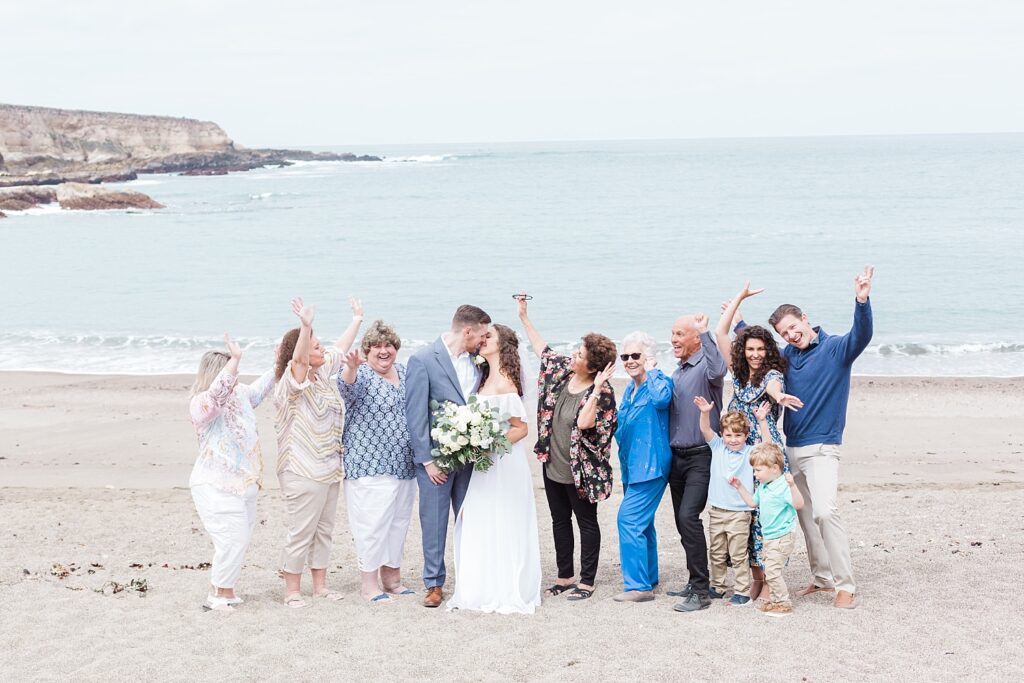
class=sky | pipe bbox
[3,1,1023,147]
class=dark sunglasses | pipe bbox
[619,353,642,361]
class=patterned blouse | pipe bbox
[534,346,617,503]
[189,368,275,495]
[728,369,785,447]
[337,363,415,480]
[273,349,346,483]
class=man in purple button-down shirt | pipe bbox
[666,313,728,613]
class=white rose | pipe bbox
[457,435,469,447]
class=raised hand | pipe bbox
[344,348,364,370]
[644,354,657,371]
[291,297,315,327]
[516,290,530,320]
[693,395,714,413]
[349,296,364,319]
[224,333,242,360]
[753,400,771,422]
[694,313,709,334]
[737,281,765,300]
[784,472,795,485]
[776,392,804,411]
[854,265,874,303]
[721,300,743,328]
[593,362,615,387]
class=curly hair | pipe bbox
[361,320,401,355]
[275,327,301,381]
[731,325,787,388]
[582,332,617,376]
[720,410,751,435]
[479,324,524,396]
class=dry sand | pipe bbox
[1,372,1022,682]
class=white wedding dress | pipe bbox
[447,393,542,614]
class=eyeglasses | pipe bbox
[619,353,642,361]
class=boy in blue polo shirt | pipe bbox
[729,442,804,617]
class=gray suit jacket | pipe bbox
[405,336,479,465]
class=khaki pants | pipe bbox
[280,470,340,575]
[708,507,752,596]
[763,532,795,606]
[788,443,856,593]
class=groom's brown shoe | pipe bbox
[423,586,444,608]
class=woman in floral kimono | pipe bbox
[517,294,617,602]
[716,282,805,601]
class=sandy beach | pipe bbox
[1,371,1022,681]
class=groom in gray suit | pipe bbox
[405,304,492,607]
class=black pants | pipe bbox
[669,444,712,592]
[543,466,600,586]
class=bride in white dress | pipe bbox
[447,323,542,614]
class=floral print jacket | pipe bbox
[534,346,617,503]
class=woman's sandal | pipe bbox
[284,592,308,609]
[203,596,236,612]
[385,586,416,596]
[313,590,344,602]
[566,587,594,601]
[544,583,577,597]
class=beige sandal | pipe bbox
[284,592,308,609]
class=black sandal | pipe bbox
[566,587,593,601]
[544,583,576,597]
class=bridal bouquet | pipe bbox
[428,395,511,473]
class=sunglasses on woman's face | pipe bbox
[619,353,642,361]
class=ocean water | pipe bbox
[2,135,1022,377]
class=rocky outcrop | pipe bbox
[0,103,381,187]
[0,184,162,213]
[0,187,57,211]
[55,183,164,210]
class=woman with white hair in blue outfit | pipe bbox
[613,331,673,603]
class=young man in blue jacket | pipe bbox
[769,265,874,610]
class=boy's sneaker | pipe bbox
[728,594,751,606]
[708,587,727,600]
[673,593,711,612]
[763,602,793,617]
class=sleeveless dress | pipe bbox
[447,393,543,614]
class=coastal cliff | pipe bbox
[0,103,379,214]
[0,103,379,187]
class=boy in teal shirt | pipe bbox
[729,443,804,617]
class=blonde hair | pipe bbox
[749,442,786,470]
[191,350,230,397]
[720,410,750,436]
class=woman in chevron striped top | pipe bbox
[273,296,363,608]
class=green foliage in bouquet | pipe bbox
[428,395,512,473]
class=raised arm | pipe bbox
[290,298,315,383]
[190,335,242,429]
[332,296,364,353]
[693,395,717,442]
[752,401,772,444]
[577,363,615,430]
[517,293,548,358]
[695,314,727,384]
[837,265,875,364]
[715,283,764,369]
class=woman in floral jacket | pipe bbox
[518,295,617,601]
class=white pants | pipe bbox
[788,443,856,594]
[344,476,417,572]
[191,484,258,589]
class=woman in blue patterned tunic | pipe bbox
[716,283,805,601]
[338,320,417,603]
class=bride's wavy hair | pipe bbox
[479,324,524,397]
